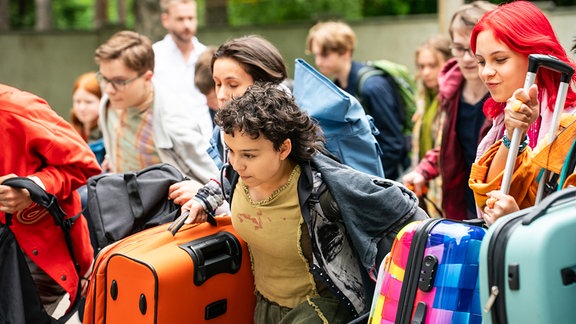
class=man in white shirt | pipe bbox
[153,0,213,139]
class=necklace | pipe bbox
[242,165,300,206]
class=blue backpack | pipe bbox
[293,58,384,177]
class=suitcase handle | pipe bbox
[168,211,218,236]
[502,54,574,196]
[179,231,243,286]
[522,186,576,225]
[168,212,189,235]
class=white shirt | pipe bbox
[153,34,213,139]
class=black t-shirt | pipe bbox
[456,94,488,217]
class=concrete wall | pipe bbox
[1,10,575,118]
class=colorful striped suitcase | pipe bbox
[83,215,255,324]
[369,218,486,324]
[480,187,576,324]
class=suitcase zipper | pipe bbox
[485,214,523,323]
[396,218,443,324]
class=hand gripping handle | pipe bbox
[501,54,574,195]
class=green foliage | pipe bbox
[362,0,437,17]
[9,0,35,29]
[7,0,576,30]
[228,0,363,26]
[53,0,93,29]
[9,0,135,30]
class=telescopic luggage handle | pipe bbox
[500,54,575,196]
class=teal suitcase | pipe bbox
[479,187,576,323]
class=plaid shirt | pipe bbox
[106,94,161,173]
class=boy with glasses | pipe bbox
[94,30,218,190]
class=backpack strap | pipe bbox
[1,177,83,323]
[355,64,407,125]
[355,65,386,116]
[1,177,79,272]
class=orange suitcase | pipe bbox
[83,215,255,324]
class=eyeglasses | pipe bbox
[95,71,145,91]
[450,46,474,58]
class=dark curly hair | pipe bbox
[215,83,325,163]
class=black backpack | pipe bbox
[86,163,185,252]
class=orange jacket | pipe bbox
[469,114,576,210]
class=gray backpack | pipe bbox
[86,163,185,252]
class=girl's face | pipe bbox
[451,29,481,82]
[72,88,100,125]
[475,30,529,103]
[213,57,254,109]
[416,47,444,91]
[224,130,291,191]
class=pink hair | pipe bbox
[471,1,576,118]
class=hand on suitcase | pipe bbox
[483,190,520,225]
[182,199,210,224]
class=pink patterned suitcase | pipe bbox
[369,218,486,324]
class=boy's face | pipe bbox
[309,40,349,78]
[98,59,152,110]
[224,130,291,191]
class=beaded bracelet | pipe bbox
[502,132,530,154]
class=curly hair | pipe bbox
[215,83,325,163]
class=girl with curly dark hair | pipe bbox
[181,82,427,323]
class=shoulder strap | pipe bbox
[1,177,78,270]
[1,177,82,323]
[355,65,385,115]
